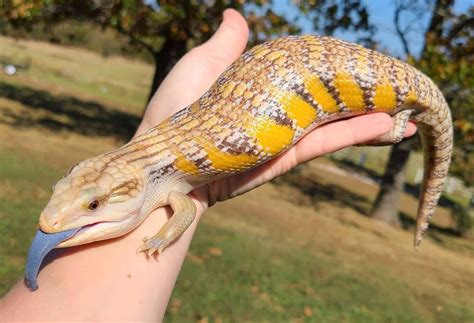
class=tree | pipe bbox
[0,0,374,105]
[417,5,474,186]
[371,0,474,230]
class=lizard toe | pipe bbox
[137,236,169,257]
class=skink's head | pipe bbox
[39,156,147,247]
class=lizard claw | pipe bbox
[137,192,196,257]
[137,236,169,257]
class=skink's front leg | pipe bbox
[137,191,197,257]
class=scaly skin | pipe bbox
[38,35,452,256]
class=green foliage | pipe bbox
[295,0,374,43]
[415,5,474,186]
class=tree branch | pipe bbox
[446,16,474,43]
[105,18,159,56]
[394,1,412,57]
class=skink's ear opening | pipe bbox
[64,163,79,177]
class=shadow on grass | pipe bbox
[332,157,384,183]
[274,170,372,215]
[332,157,463,210]
[275,168,466,243]
[399,211,459,236]
[0,81,140,140]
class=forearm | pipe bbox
[0,9,243,321]
[0,204,206,321]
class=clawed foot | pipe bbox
[137,235,170,257]
[136,191,197,257]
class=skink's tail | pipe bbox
[411,78,453,247]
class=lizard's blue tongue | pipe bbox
[24,228,78,291]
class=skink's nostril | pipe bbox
[38,213,60,233]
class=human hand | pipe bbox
[136,9,417,212]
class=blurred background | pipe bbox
[0,0,473,321]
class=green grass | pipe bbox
[0,148,63,295]
[0,198,43,295]
[0,147,61,190]
[0,36,152,115]
[167,217,473,322]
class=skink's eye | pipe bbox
[88,200,100,211]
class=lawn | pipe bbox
[0,37,473,322]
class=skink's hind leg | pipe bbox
[359,110,413,146]
[137,191,196,257]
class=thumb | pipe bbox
[136,9,249,137]
[201,9,250,67]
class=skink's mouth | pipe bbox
[65,220,113,239]
[57,218,131,248]
[67,221,103,235]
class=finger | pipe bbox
[405,121,417,137]
[180,8,249,91]
[295,113,393,164]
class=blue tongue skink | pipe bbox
[24,228,79,291]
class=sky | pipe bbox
[274,0,473,58]
[145,0,472,58]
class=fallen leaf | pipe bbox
[208,247,223,256]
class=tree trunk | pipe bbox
[371,139,413,227]
[146,38,187,105]
[370,0,455,226]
